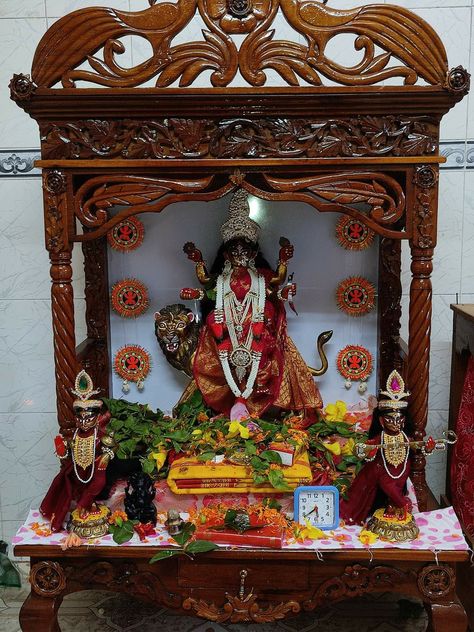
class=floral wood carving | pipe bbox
[30,561,66,597]
[65,561,182,609]
[43,169,67,254]
[303,564,408,610]
[413,165,438,250]
[40,116,438,160]
[183,593,300,623]
[417,564,456,600]
[261,172,405,227]
[75,175,225,231]
[28,0,449,89]
[73,172,406,241]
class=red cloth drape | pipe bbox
[450,355,474,540]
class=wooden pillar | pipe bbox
[408,165,439,511]
[43,169,77,438]
[378,237,403,385]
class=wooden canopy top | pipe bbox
[9,0,470,121]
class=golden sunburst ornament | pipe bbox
[335,215,375,251]
[336,276,376,317]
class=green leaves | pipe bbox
[268,468,291,491]
[149,521,218,564]
[108,518,138,545]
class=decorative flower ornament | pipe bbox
[114,345,151,393]
[335,215,375,251]
[336,345,373,392]
[336,276,376,317]
[206,0,271,33]
[107,217,145,252]
[111,278,149,318]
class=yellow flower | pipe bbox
[227,421,250,439]
[322,440,341,456]
[358,529,379,546]
[150,449,167,471]
[303,519,326,540]
[341,438,356,456]
[324,400,348,422]
[192,429,202,436]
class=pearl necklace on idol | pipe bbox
[215,264,265,400]
[380,430,410,480]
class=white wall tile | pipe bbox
[46,0,129,18]
[0,299,55,414]
[431,294,457,344]
[429,342,452,410]
[412,7,471,140]
[466,8,474,140]
[0,1,46,18]
[0,413,58,525]
[425,410,449,500]
[461,171,474,295]
[0,18,47,149]
[0,179,50,300]
[433,171,465,295]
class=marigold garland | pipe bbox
[337,345,373,381]
[336,276,376,317]
[335,215,375,251]
[107,217,145,252]
[111,278,149,318]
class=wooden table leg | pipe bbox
[426,598,468,632]
[19,592,63,632]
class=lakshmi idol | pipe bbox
[179,189,323,423]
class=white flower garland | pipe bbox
[215,267,265,400]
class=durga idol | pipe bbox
[179,189,323,423]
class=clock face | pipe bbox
[294,486,339,530]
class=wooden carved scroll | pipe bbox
[73,171,407,242]
[25,0,459,90]
[303,564,409,610]
[39,116,438,161]
[183,593,300,623]
[43,169,77,438]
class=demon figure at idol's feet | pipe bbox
[155,189,330,427]
[40,370,117,547]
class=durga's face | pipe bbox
[224,239,257,268]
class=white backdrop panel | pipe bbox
[108,195,379,413]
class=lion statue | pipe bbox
[154,304,200,377]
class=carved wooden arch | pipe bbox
[10,0,467,92]
[71,169,407,240]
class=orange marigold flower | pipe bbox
[197,412,209,422]
[108,510,128,525]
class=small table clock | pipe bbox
[294,486,340,530]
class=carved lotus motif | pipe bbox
[206,0,271,33]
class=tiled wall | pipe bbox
[1,0,473,550]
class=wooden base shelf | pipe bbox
[16,546,469,631]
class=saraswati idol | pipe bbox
[165,189,329,424]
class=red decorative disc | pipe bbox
[107,217,144,252]
[336,276,376,317]
[111,278,149,318]
[114,345,151,383]
[337,345,373,381]
[335,215,375,251]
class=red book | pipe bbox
[196,519,284,549]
